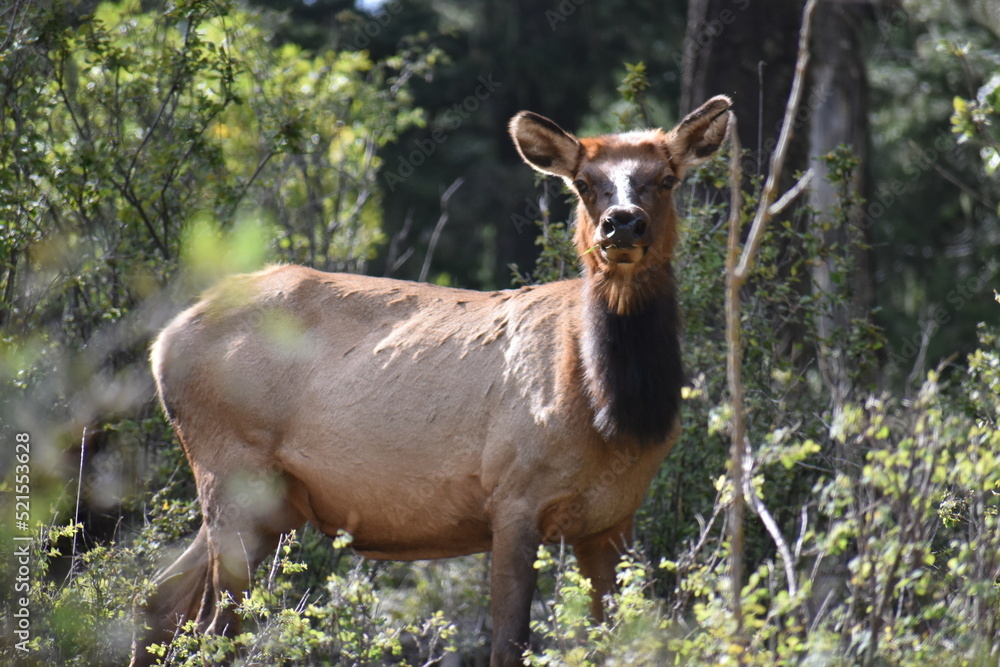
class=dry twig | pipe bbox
[723,0,820,655]
[419,178,464,283]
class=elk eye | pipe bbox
[661,175,679,190]
[573,179,590,195]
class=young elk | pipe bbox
[132,96,731,666]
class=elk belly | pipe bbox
[279,441,493,560]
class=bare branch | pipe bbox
[907,139,998,211]
[68,426,87,586]
[228,149,278,218]
[905,321,933,393]
[742,437,798,599]
[419,178,464,283]
[768,168,814,218]
[735,0,819,282]
[724,111,747,647]
[794,502,809,564]
[385,209,415,277]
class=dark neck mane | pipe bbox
[580,268,683,445]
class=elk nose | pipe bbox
[599,207,648,247]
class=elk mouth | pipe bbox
[600,244,646,264]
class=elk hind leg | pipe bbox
[198,467,306,639]
[133,461,305,665]
[573,516,633,623]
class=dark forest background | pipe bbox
[1,0,999,664]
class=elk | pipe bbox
[132,95,731,667]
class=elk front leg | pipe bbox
[573,515,633,622]
[489,518,540,666]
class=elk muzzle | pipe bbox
[597,206,649,262]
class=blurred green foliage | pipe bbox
[1,1,999,665]
[868,1,999,376]
[0,0,428,483]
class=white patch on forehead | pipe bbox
[606,159,641,207]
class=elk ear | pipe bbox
[666,95,732,170]
[509,111,581,179]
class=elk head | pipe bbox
[510,96,732,314]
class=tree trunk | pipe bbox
[803,0,875,620]
[970,0,1000,39]
[807,1,876,408]
[681,0,807,180]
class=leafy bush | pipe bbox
[1,0,427,444]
